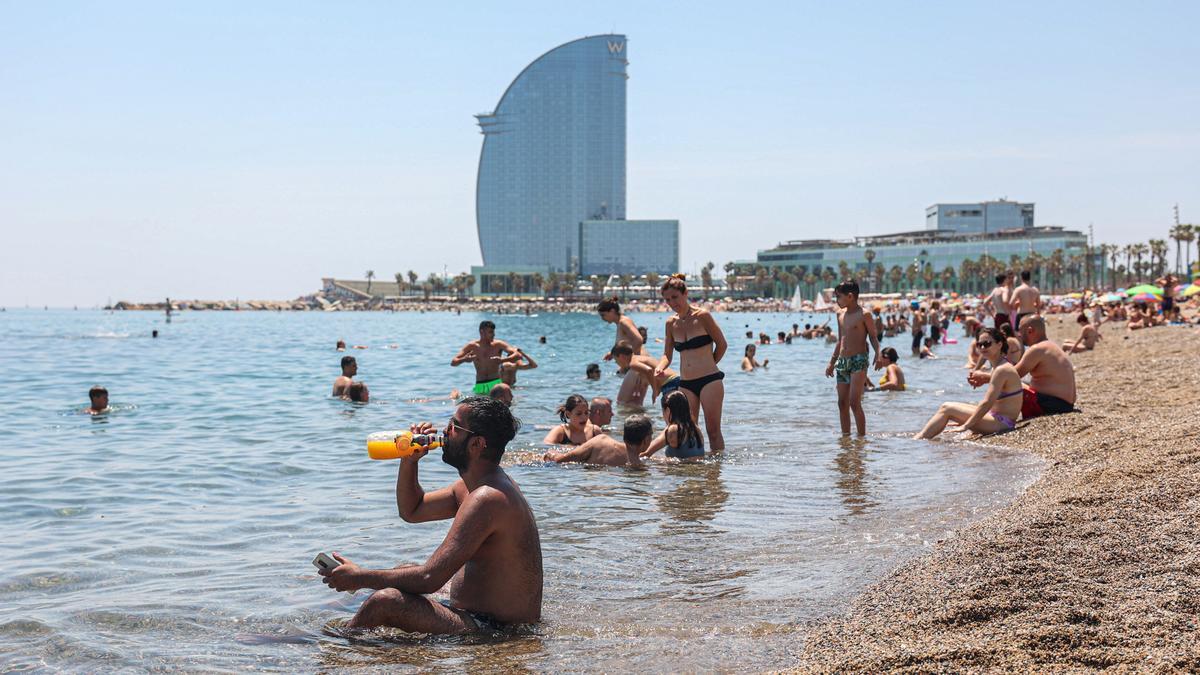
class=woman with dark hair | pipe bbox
[654,274,728,451]
[542,394,603,446]
[740,343,767,371]
[916,328,1022,438]
[598,295,648,403]
[641,391,706,460]
[998,322,1023,365]
[877,347,905,391]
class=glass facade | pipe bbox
[925,201,1035,234]
[579,220,678,276]
[475,35,628,272]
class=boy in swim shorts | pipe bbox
[826,280,882,436]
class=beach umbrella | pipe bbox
[1130,292,1160,303]
[1181,284,1200,298]
[1102,293,1124,302]
[1066,292,1084,299]
[1124,284,1163,297]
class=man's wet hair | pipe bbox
[834,279,859,296]
[89,385,108,401]
[341,355,356,369]
[479,320,496,331]
[586,363,601,376]
[459,396,521,462]
[610,340,634,358]
[347,381,368,402]
[1021,270,1031,282]
[623,414,653,446]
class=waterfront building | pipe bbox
[925,200,1035,234]
[472,34,679,289]
[580,220,678,276]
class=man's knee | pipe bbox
[360,587,411,612]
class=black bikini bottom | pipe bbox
[679,371,724,397]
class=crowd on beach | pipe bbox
[81,269,1200,638]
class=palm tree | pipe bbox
[940,266,955,292]
[1105,244,1121,289]
[904,264,918,292]
[394,272,406,297]
[1150,239,1168,278]
[618,274,634,299]
[921,264,934,290]
[531,273,545,298]
[1131,243,1149,282]
[863,249,876,290]
[888,266,903,293]
[754,267,769,297]
[546,271,560,299]
[700,262,715,299]
[645,271,661,294]
[1182,224,1196,274]
[1170,225,1185,275]
[590,275,607,298]
[365,270,375,295]
[804,273,818,297]
[488,276,504,294]
[820,267,835,294]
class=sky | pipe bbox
[2,1,1198,306]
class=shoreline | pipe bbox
[793,319,1200,671]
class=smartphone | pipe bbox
[312,552,339,572]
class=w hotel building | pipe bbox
[472,35,678,293]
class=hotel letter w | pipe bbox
[607,41,624,54]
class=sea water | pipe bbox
[0,309,1040,671]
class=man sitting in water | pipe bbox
[589,397,613,428]
[318,397,542,633]
[345,381,369,403]
[1063,312,1102,354]
[543,415,652,467]
[968,315,1076,419]
[450,321,520,396]
[332,356,356,397]
[85,385,109,415]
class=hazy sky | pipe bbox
[3,1,1198,306]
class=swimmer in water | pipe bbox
[346,381,369,403]
[451,320,520,396]
[610,340,678,405]
[641,391,705,460]
[333,356,356,397]
[589,397,613,428]
[488,383,513,407]
[741,343,767,371]
[543,415,652,467]
[85,385,109,415]
[542,394,603,446]
[336,340,346,351]
[585,363,601,381]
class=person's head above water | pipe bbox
[881,346,899,363]
[660,391,702,448]
[585,363,601,380]
[744,343,756,357]
[596,296,621,321]
[488,382,513,407]
[336,339,346,351]
[557,394,589,427]
[660,274,690,313]
[589,396,613,427]
[609,340,635,369]
[623,414,653,454]
[340,355,357,376]
[478,320,496,342]
[442,396,521,474]
[346,381,369,403]
[834,279,860,308]
[88,385,109,411]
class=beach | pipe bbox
[796,319,1200,671]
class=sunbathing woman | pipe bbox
[542,394,604,446]
[915,328,1022,439]
[654,274,728,451]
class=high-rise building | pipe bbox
[925,200,1035,234]
[472,35,678,292]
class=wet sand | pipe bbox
[795,320,1200,671]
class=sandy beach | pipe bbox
[794,319,1200,671]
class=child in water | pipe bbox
[825,279,881,435]
[642,391,706,460]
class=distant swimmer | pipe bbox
[85,385,109,415]
[585,363,601,381]
[346,381,370,403]
[917,328,1023,439]
[740,344,767,371]
[451,320,520,396]
[317,397,542,633]
[610,341,678,405]
[825,279,881,436]
[589,397,613,428]
[641,391,705,460]
[543,415,652,467]
[489,383,513,407]
[336,340,346,351]
[333,356,357,397]
[542,394,603,446]
[499,348,537,386]
[877,347,905,391]
[152,330,158,338]
[1063,313,1101,354]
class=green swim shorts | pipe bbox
[835,353,869,385]
[473,378,502,395]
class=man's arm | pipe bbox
[700,312,727,364]
[396,458,463,523]
[517,350,538,370]
[1066,327,1086,355]
[450,343,476,366]
[325,491,499,595]
[864,312,881,368]
[1011,343,1044,378]
[544,439,596,464]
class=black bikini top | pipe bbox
[674,334,713,351]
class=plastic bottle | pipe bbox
[366,430,443,460]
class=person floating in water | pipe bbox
[451,320,520,396]
[825,279,881,436]
[318,397,543,633]
[332,356,356,397]
[85,385,109,415]
[488,383,513,407]
[542,394,603,446]
[917,328,1022,438]
[336,340,346,352]
[543,415,652,467]
[609,341,678,405]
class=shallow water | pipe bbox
[0,309,1039,671]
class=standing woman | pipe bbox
[598,295,648,403]
[654,274,727,452]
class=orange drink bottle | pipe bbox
[366,431,443,460]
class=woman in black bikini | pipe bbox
[542,394,603,446]
[654,274,728,452]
